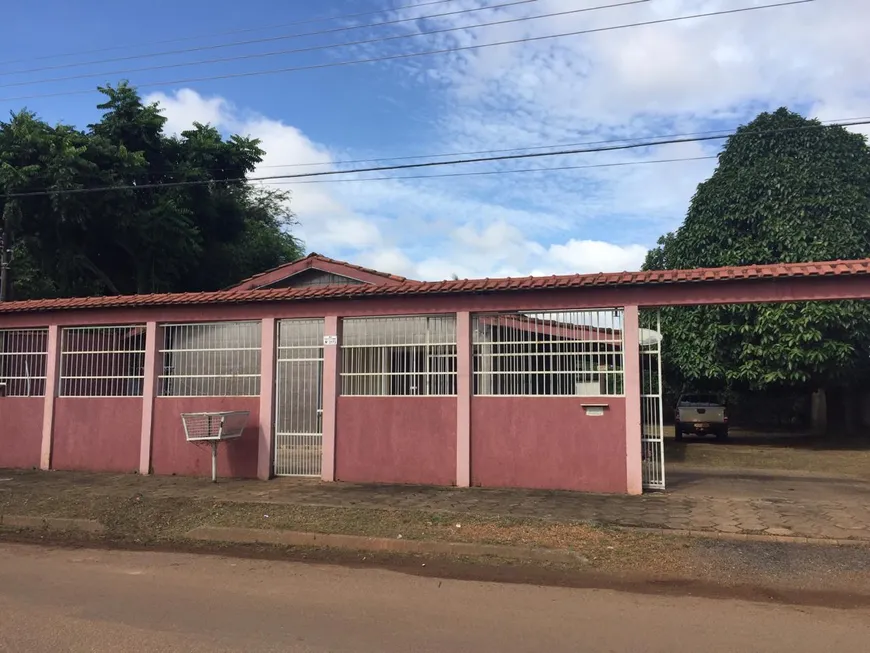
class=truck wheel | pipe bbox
[716,428,729,441]
[675,428,683,442]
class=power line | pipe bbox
[0,0,460,68]
[0,0,543,83]
[0,0,816,103]
[256,115,870,171]
[29,112,867,180]
[0,0,636,91]
[257,155,718,185]
[4,117,866,200]
[60,112,870,180]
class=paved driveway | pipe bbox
[667,466,870,503]
[660,466,870,540]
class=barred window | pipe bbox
[159,322,261,397]
[473,310,624,396]
[341,316,457,396]
[60,326,146,397]
[0,328,48,397]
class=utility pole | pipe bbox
[0,228,9,302]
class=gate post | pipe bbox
[138,321,161,475]
[258,318,276,481]
[623,305,643,495]
[39,324,61,470]
[456,311,471,487]
[321,316,340,482]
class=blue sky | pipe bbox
[2,0,867,279]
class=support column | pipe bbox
[39,324,61,470]
[257,318,277,481]
[456,311,471,487]
[138,321,160,475]
[321,316,340,482]
[623,305,643,495]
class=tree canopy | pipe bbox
[643,108,870,399]
[0,83,303,300]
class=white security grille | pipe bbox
[473,310,624,396]
[275,319,324,477]
[0,328,49,397]
[640,310,665,490]
[341,316,457,396]
[59,326,146,397]
[159,322,261,397]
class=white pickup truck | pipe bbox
[674,394,728,441]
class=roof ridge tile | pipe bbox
[3,258,870,314]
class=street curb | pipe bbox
[184,526,590,564]
[0,514,105,533]
[619,526,870,547]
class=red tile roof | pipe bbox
[1,259,868,314]
[227,252,414,290]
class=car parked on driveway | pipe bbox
[675,394,728,441]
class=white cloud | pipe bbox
[546,240,648,274]
[148,88,228,136]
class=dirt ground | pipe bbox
[3,474,870,607]
[665,427,870,480]
[4,463,870,541]
[4,465,870,606]
[5,543,870,653]
[0,487,676,572]
[4,522,870,610]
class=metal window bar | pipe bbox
[472,310,625,396]
[640,310,666,490]
[340,315,457,396]
[59,326,147,397]
[275,319,325,477]
[0,328,49,397]
[159,321,262,397]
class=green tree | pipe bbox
[0,83,303,300]
[643,108,870,431]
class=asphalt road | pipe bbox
[0,543,868,652]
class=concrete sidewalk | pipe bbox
[2,468,869,542]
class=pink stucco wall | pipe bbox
[471,396,628,493]
[52,397,142,472]
[0,397,44,469]
[336,396,457,485]
[151,397,260,479]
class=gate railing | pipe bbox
[640,311,665,490]
[274,319,325,477]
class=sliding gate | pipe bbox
[640,311,665,490]
[274,319,324,477]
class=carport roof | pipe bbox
[1,258,869,314]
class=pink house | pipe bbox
[1,254,869,494]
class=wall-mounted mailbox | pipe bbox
[581,403,608,417]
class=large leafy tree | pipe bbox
[643,108,870,429]
[0,83,303,299]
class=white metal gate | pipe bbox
[640,311,665,490]
[274,319,324,477]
